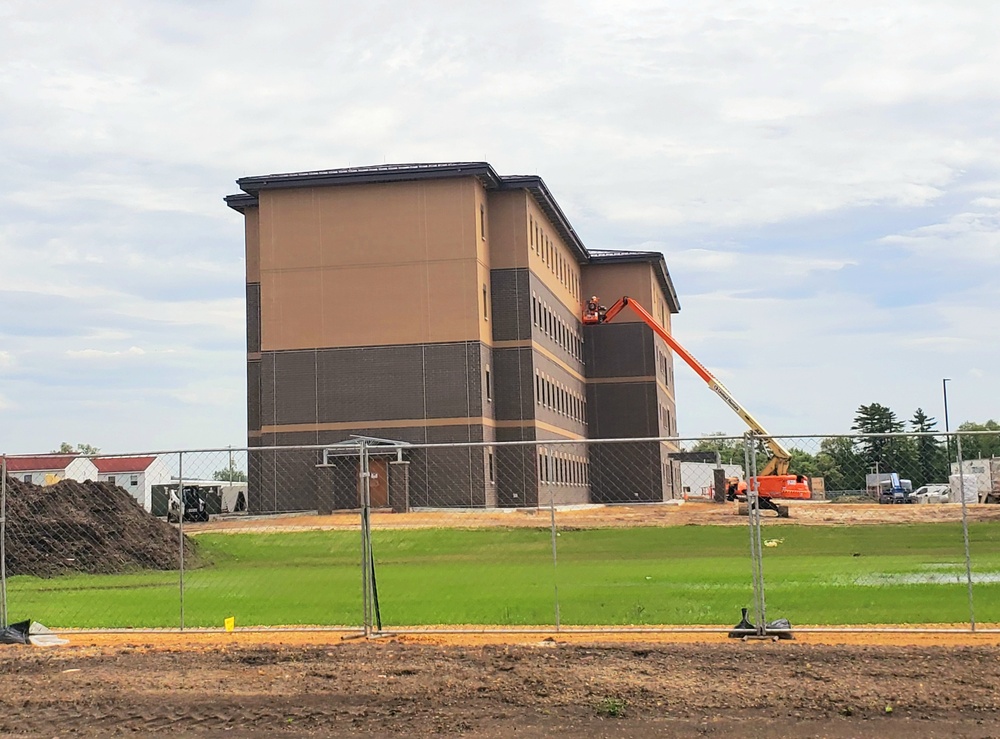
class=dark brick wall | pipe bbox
[489,268,533,341]
[493,347,536,421]
[589,441,664,503]
[583,322,654,378]
[587,381,658,439]
[246,283,261,354]
[248,360,261,433]
[257,341,486,428]
[247,445,328,513]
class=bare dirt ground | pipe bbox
[3,633,1000,738]
[189,501,1000,535]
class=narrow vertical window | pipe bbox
[483,285,489,320]
[485,367,492,402]
[480,204,486,239]
[488,451,495,483]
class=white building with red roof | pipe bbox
[4,455,98,487]
[91,456,172,511]
[4,454,171,512]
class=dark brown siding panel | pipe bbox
[493,347,535,421]
[246,282,261,354]
[587,382,658,439]
[589,442,664,503]
[273,351,319,425]
[317,345,425,423]
[424,343,478,419]
[247,360,261,432]
[256,341,492,426]
[495,442,538,507]
[583,322,655,378]
[490,268,532,342]
[260,353,276,427]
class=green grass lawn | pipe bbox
[6,523,999,629]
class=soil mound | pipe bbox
[3,475,197,577]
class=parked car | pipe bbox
[912,484,950,504]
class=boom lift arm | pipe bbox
[582,296,792,477]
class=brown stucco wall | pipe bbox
[256,179,487,351]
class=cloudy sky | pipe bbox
[1,0,998,454]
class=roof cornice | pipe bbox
[588,250,681,313]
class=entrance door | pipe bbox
[358,459,389,508]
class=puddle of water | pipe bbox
[855,572,1000,586]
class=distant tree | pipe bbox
[910,408,948,486]
[52,442,100,455]
[956,420,1000,461]
[690,433,746,466]
[690,432,780,476]
[817,436,864,492]
[851,403,913,476]
[787,448,820,478]
[213,462,248,482]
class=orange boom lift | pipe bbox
[582,296,810,510]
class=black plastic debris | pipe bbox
[0,620,31,645]
[728,608,756,638]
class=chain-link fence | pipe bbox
[2,431,998,634]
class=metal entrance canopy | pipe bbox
[320,436,411,465]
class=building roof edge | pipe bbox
[588,250,681,313]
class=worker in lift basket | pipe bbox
[583,297,606,324]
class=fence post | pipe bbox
[549,491,560,631]
[359,441,371,636]
[744,433,767,636]
[955,433,976,631]
[1,455,7,628]
[178,451,185,631]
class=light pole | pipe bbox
[943,378,953,468]
[942,378,951,436]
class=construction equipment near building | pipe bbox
[166,485,211,523]
[583,295,808,515]
[868,472,916,504]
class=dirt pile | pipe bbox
[2,475,197,577]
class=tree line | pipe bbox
[693,404,1000,491]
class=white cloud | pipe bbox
[66,346,147,359]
